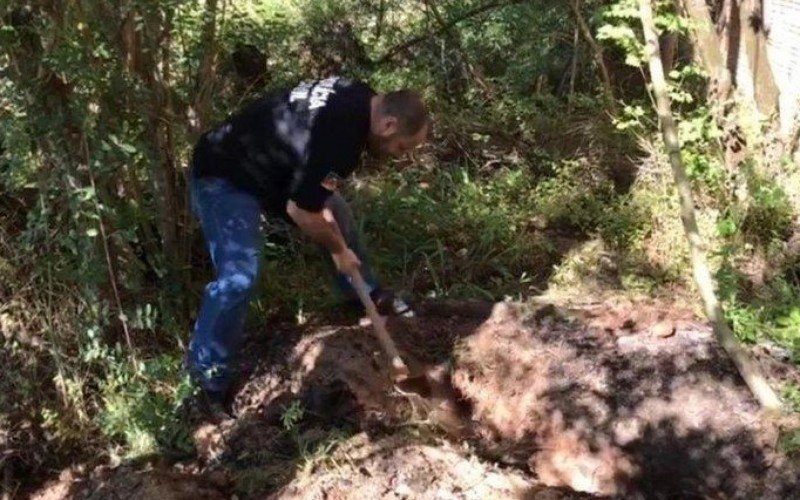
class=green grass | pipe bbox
[720,276,800,359]
[356,164,553,299]
[247,160,566,312]
[780,384,800,456]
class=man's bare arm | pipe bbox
[286,200,361,275]
[286,200,346,252]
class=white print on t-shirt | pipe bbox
[289,77,339,111]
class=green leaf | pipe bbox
[716,218,737,237]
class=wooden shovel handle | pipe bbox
[350,270,410,379]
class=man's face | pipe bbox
[368,121,428,159]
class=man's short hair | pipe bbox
[380,90,428,136]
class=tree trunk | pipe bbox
[121,5,183,278]
[718,0,740,89]
[191,0,219,140]
[424,0,495,100]
[568,23,580,111]
[660,32,679,74]
[660,0,680,75]
[790,118,800,159]
[639,0,782,411]
[570,0,618,115]
[737,0,779,116]
[375,0,385,40]
[157,9,185,276]
[680,0,748,187]
[680,0,730,91]
[114,2,168,272]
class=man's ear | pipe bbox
[380,116,399,137]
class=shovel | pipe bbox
[349,269,412,381]
[349,270,470,435]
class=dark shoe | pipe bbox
[371,287,412,316]
[179,387,234,425]
[347,287,414,317]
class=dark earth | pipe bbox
[31,297,800,499]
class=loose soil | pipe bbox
[29,297,800,499]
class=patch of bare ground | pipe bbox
[29,296,800,499]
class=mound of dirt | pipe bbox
[31,466,227,500]
[452,300,799,497]
[272,433,589,500]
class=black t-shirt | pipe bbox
[191,77,374,217]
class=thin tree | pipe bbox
[192,0,220,140]
[638,0,781,411]
[570,0,618,115]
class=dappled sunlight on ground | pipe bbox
[32,297,800,499]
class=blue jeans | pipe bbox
[187,175,377,394]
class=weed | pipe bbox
[281,400,306,433]
[99,354,195,459]
[779,385,800,456]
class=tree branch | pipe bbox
[376,0,526,65]
[570,0,618,114]
[423,0,495,98]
